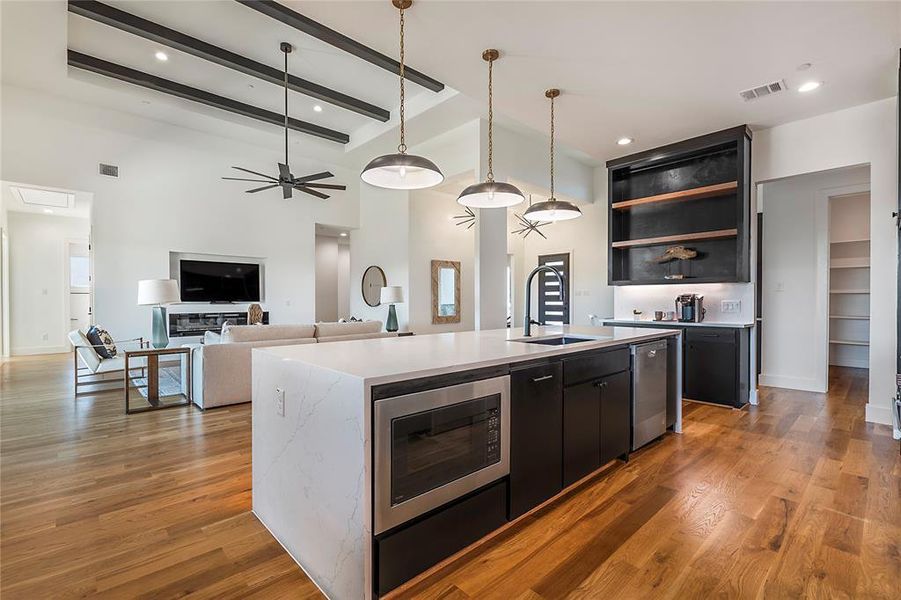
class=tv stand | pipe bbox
[168,311,269,338]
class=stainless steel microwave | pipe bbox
[373,375,510,535]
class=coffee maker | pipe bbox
[675,294,705,323]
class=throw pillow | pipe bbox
[86,326,117,359]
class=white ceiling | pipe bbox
[1,1,899,167]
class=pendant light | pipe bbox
[361,0,443,190]
[524,89,582,222]
[457,49,524,208]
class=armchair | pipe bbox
[68,329,149,397]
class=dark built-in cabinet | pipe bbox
[509,362,563,519]
[607,126,752,285]
[683,327,750,408]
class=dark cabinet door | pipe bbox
[684,330,736,406]
[599,370,631,464]
[562,381,601,487]
[509,362,563,519]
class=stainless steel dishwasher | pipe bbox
[631,340,668,450]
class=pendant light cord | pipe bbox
[284,48,289,167]
[486,55,494,182]
[397,5,407,154]
[549,93,555,200]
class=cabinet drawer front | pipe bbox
[564,348,629,386]
[685,328,736,343]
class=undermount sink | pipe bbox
[515,336,597,346]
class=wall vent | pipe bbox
[99,163,119,177]
[739,79,787,102]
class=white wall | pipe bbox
[758,166,870,392]
[408,189,474,333]
[0,85,360,341]
[752,97,897,429]
[7,211,90,354]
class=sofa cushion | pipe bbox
[317,331,398,343]
[221,324,316,344]
[203,331,221,345]
[86,325,117,359]
[315,320,383,338]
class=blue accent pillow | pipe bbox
[86,326,117,359]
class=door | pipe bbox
[562,380,601,487]
[509,361,562,519]
[537,253,570,325]
[684,330,737,406]
[599,370,631,463]
[67,241,91,332]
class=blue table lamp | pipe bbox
[379,285,404,333]
[138,279,180,348]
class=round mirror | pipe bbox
[361,265,387,307]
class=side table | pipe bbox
[124,346,192,414]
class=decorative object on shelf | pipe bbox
[652,245,698,263]
[360,0,443,190]
[457,49,524,208]
[524,89,581,222]
[379,286,404,332]
[137,279,180,349]
[511,211,550,239]
[247,303,264,325]
[223,43,346,199]
[362,265,387,307]
[431,260,461,324]
[453,206,476,229]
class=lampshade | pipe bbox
[457,180,524,209]
[380,285,404,305]
[361,153,444,190]
[523,198,583,222]
[137,279,180,305]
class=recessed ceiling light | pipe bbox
[313,105,323,112]
[43,208,54,214]
[339,232,348,237]
[797,62,812,71]
[617,137,633,146]
[798,81,821,93]
[155,51,168,62]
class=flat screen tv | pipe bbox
[179,260,261,302]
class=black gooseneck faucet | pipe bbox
[523,265,565,337]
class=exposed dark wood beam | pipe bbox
[236,0,445,93]
[68,0,389,122]
[67,50,350,144]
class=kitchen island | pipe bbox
[251,325,680,599]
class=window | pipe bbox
[537,253,570,325]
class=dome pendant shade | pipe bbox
[457,180,524,208]
[361,153,444,190]
[523,198,582,222]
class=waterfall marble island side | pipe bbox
[251,326,682,599]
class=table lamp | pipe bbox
[138,279,180,348]
[379,286,404,333]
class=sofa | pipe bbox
[191,321,395,409]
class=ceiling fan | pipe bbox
[223,42,346,200]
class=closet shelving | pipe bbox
[827,197,870,367]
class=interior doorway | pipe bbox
[314,224,351,323]
[67,240,93,333]
[828,192,870,369]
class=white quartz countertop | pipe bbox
[603,318,754,329]
[255,325,679,386]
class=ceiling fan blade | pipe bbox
[232,166,277,180]
[283,184,292,199]
[245,184,280,193]
[303,183,347,191]
[294,171,334,184]
[278,163,292,181]
[223,177,274,183]
[295,186,330,200]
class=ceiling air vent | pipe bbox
[739,79,787,102]
[99,163,119,177]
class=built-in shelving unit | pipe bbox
[828,193,870,368]
[606,126,751,285]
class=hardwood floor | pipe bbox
[2,354,898,598]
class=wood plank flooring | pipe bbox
[2,354,898,599]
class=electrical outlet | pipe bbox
[721,300,741,314]
[42,333,49,341]
[275,387,285,417]
[776,281,785,292]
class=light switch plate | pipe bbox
[275,387,285,417]
[721,300,741,314]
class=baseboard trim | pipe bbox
[12,345,69,356]
[758,373,825,393]
[829,359,869,369]
[864,403,893,427]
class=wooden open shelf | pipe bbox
[611,181,738,210]
[611,228,738,249]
